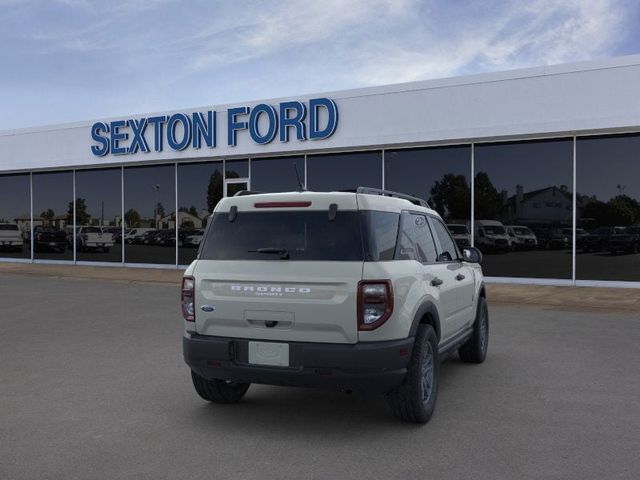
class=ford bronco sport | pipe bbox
[182,187,488,423]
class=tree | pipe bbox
[124,209,141,228]
[188,205,199,217]
[181,220,195,230]
[67,198,91,226]
[429,174,471,220]
[474,172,505,220]
[207,171,223,213]
[155,202,165,218]
[40,209,55,222]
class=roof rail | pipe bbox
[355,187,430,208]
[233,190,262,197]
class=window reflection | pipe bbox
[307,151,382,191]
[75,168,122,263]
[474,139,573,279]
[0,174,31,259]
[124,165,176,265]
[177,161,222,265]
[32,171,74,260]
[576,134,640,281]
[385,146,471,249]
[251,156,305,193]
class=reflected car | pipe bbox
[125,228,155,244]
[0,223,24,252]
[506,225,538,250]
[183,229,205,248]
[152,229,176,247]
[33,226,67,253]
[607,226,640,254]
[579,226,626,252]
[76,226,115,253]
[532,228,568,250]
[475,220,511,252]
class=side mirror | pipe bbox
[462,247,483,264]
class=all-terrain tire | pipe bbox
[386,324,439,424]
[191,370,250,404]
[459,296,489,363]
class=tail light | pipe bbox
[181,276,195,322]
[357,280,393,331]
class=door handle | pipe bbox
[431,277,443,287]
[455,274,466,281]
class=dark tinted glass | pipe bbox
[177,161,222,265]
[74,168,122,263]
[307,151,382,191]
[576,134,640,281]
[32,171,73,260]
[361,211,399,261]
[0,174,30,259]
[430,217,459,262]
[124,165,176,265]
[226,160,248,179]
[251,156,305,193]
[396,213,437,263]
[474,139,573,279]
[385,146,471,222]
[201,211,364,261]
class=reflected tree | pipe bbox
[207,171,223,213]
[67,198,90,226]
[474,172,504,219]
[125,209,141,227]
[429,174,470,220]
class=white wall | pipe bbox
[1,55,640,173]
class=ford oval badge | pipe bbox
[200,305,215,312]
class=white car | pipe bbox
[506,225,538,250]
[182,188,488,424]
[184,229,205,248]
[475,220,512,252]
[0,223,24,252]
[76,226,114,252]
[447,223,471,249]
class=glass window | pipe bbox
[430,217,459,262]
[226,160,248,179]
[474,139,573,279]
[307,151,382,191]
[74,168,122,263]
[32,171,73,260]
[201,211,364,261]
[385,146,471,223]
[0,174,30,259]
[576,134,640,282]
[361,211,399,261]
[123,165,176,265]
[177,161,222,265]
[395,213,437,263]
[251,156,305,193]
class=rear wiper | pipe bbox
[248,247,290,259]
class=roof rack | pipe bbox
[233,190,263,197]
[355,187,430,208]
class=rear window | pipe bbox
[201,210,365,261]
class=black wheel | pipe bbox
[386,324,439,424]
[459,296,489,363]
[190,370,250,404]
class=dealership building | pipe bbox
[1,55,639,287]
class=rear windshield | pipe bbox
[200,210,401,262]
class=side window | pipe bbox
[395,213,437,263]
[430,218,459,262]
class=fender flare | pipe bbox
[409,301,442,341]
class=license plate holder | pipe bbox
[248,341,289,367]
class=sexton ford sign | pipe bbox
[90,97,339,156]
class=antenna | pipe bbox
[293,162,305,192]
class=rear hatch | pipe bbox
[193,193,363,344]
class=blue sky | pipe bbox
[0,0,639,130]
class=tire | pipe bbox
[190,370,250,404]
[459,296,489,364]
[386,324,439,424]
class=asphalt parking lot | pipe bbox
[1,274,640,480]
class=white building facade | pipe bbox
[1,55,640,286]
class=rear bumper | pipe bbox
[183,333,414,393]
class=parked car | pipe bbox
[183,229,205,248]
[505,225,538,250]
[138,230,160,245]
[607,226,640,254]
[33,226,67,252]
[0,223,24,252]
[579,226,626,252]
[446,224,471,249]
[182,188,488,424]
[76,226,114,252]
[531,228,568,250]
[475,220,511,252]
[125,228,155,244]
[152,229,176,247]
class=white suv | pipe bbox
[182,188,488,423]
